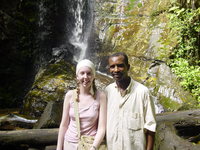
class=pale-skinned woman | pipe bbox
[56,59,107,150]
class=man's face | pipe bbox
[108,55,129,82]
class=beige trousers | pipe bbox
[64,140,78,150]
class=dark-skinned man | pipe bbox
[105,52,156,150]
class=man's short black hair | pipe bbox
[109,52,129,66]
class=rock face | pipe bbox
[0,0,76,109]
[94,0,199,112]
[0,0,37,108]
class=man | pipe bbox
[105,52,156,150]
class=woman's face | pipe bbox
[76,66,94,88]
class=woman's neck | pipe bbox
[79,86,91,95]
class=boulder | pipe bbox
[33,101,63,129]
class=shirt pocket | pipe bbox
[128,113,142,131]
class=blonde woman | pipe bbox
[56,59,107,150]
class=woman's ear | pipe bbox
[76,75,79,81]
[76,78,80,85]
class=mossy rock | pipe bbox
[22,60,76,117]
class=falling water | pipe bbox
[70,0,93,62]
[117,0,126,21]
[116,0,127,42]
[38,1,48,28]
[37,1,50,67]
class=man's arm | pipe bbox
[146,130,155,150]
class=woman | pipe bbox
[56,59,107,150]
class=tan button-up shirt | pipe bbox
[105,79,156,150]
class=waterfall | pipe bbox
[115,0,127,42]
[70,0,93,62]
[38,1,45,27]
[37,1,50,68]
[117,0,125,20]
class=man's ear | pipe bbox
[106,65,110,70]
[127,64,130,70]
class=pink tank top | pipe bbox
[64,98,100,143]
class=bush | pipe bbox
[167,5,200,105]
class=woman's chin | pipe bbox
[82,83,91,88]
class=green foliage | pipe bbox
[167,5,200,105]
[128,0,136,10]
[159,95,182,111]
[127,0,142,10]
[34,60,75,85]
[170,58,200,103]
[168,7,200,64]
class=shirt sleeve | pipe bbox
[143,90,157,132]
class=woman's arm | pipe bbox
[91,91,107,150]
[56,90,72,150]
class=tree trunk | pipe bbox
[0,128,58,147]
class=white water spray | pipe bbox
[117,0,125,21]
[70,0,93,62]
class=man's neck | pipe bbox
[116,76,131,91]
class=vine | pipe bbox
[167,4,200,104]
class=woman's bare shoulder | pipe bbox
[64,89,76,101]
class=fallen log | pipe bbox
[155,109,200,150]
[1,109,200,149]
[0,113,37,130]
[156,109,200,122]
[0,128,58,147]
